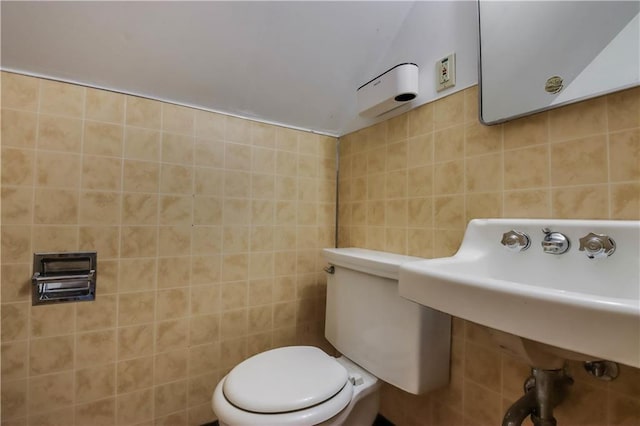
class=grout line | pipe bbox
[430,120,436,257]
[113,92,129,424]
[70,85,87,425]
[23,77,45,423]
[604,97,612,219]
[185,110,196,413]
[500,122,505,217]
[146,100,164,423]
[247,125,256,355]
[462,95,468,227]
[546,113,553,218]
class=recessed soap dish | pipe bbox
[32,252,97,305]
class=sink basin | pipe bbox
[399,219,640,368]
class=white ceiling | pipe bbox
[1,1,478,136]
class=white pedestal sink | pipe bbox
[398,219,640,368]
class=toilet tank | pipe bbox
[323,248,450,394]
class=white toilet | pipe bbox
[212,248,451,425]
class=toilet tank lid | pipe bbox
[323,248,423,280]
[223,346,349,414]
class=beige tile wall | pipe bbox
[339,85,640,425]
[2,69,638,426]
[0,71,337,425]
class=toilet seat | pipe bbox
[213,346,355,425]
[224,346,350,413]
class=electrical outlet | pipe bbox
[436,53,456,92]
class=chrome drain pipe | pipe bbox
[503,387,536,426]
[503,368,573,426]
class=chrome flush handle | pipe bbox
[501,230,531,252]
[579,232,616,259]
[541,228,570,255]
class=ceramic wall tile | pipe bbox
[162,104,194,135]
[2,110,37,148]
[38,115,82,153]
[29,335,74,375]
[2,73,39,111]
[549,97,607,142]
[84,121,123,157]
[2,147,35,185]
[85,88,125,123]
[75,363,116,404]
[126,96,161,129]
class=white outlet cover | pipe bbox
[436,53,456,92]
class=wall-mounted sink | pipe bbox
[399,219,640,368]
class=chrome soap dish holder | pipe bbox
[31,251,97,305]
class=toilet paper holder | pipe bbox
[31,251,97,305]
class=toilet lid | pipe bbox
[223,346,349,413]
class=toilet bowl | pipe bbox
[212,248,451,425]
[212,346,380,426]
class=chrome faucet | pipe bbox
[541,228,570,255]
[578,232,616,259]
[501,230,531,252]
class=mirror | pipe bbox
[479,1,640,124]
